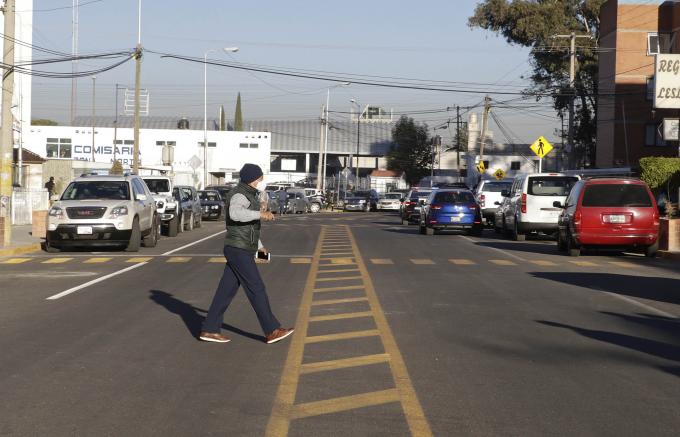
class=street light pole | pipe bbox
[132,0,142,175]
[91,76,96,162]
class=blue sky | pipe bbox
[30,0,561,144]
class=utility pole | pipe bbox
[113,84,122,162]
[71,0,79,125]
[316,104,325,190]
[479,95,491,159]
[91,76,96,162]
[355,108,360,182]
[456,105,461,182]
[1,0,16,245]
[132,0,142,175]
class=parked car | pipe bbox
[475,179,513,225]
[555,178,660,257]
[419,189,483,236]
[378,192,403,211]
[265,191,281,213]
[493,195,513,234]
[174,185,202,231]
[303,188,325,213]
[46,174,160,252]
[344,190,380,212]
[500,173,580,241]
[206,184,235,201]
[142,175,180,237]
[198,190,224,220]
[284,189,310,214]
[400,189,432,224]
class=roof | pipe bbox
[72,116,218,131]
[369,170,403,178]
[13,148,45,164]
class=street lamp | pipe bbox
[204,47,239,188]
[318,82,351,192]
[350,99,365,184]
[91,75,96,162]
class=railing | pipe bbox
[11,188,49,225]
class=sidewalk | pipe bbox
[0,224,43,257]
[660,250,680,261]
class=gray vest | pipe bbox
[224,183,261,253]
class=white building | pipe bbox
[23,125,271,188]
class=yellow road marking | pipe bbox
[410,259,435,265]
[308,311,374,322]
[326,258,356,265]
[84,257,112,264]
[209,257,226,263]
[320,255,354,259]
[530,260,557,266]
[569,260,598,267]
[167,257,191,263]
[371,258,394,265]
[315,268,359,274]
[126,257,152,263]
[300,353,390,374]
[313,284,365,293]
[290,258,312,264]
[490,259,516,266]
[311,297,369,306]
[449,259,475,265]
[291,389,401,419]
[609,261,637,268]
[42,257,73,264]
[305,329,381,344]
[315,275,363,282]
[1,258,31,264]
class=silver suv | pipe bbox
[142,176,180,237]
[46,174,160,252]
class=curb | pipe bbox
[659,250,680,261]
[0,243,42,257]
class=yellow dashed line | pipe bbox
[569,260,598,267]
[209,257,226,263]
[1,258,32,264]
[84,257,112,264]
[291,389,401,420]
[410,259,435,265]
[311,297,369,306]
[370,258,394,265]
[490,259,517,266]
[315,268,359,274]
[42,257,73,264]
[530,260,557,266]
[326,258,356,265]
[304,329,381,344]
[315,275,363,282]
[313,284,365,293]
[167,257,191,263]
[308,311,374,322]
[290,258,312,264]
[449,259,475,265]
[300,353,390,374]
[126,257,152,263]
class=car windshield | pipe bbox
[410,191,431,200]
[481,182,511,193]
[433,191,476,204]
[287,193,297,199]
[582,184,652,207]
[62,181,130,200]
[528,177,579,196]
[199,191,221,201]
[353,191,371,197]
[143,179,170,193]
[384,194,402,200]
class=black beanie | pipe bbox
[240,163,264,184]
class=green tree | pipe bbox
[469,0,604,167]
[387,116,433,185]
[32,119,58,126]
[219,105,226,131]
[234,93,243,131]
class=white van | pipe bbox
[501,173,580,241]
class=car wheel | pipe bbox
[310,203,321,213]
[196,214,202,228]
[126,217,141,252]
[566,231,580,257]
[167,215,179,237]
[186,213,194,231]
[557,230,567,252]
[142,215,159,248]
[644,240,658,258]
[178,212,185,233]
[45,239,61,253]
[426,226,435,236]
[512,218,526,241]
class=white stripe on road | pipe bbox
[459,235,528,262]
[47,230,227,301]
[46,263,148,300]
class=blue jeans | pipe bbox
[202,245,281,335]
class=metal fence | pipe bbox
[11,188,49,225]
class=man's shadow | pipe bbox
[149,290,264,342]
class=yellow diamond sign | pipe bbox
[476,160,486,173]
[494,169,506,180]
[530,136,553,159]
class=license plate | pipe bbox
[607,215,626,223]
[450,216,461,222]
[77,226,93,235]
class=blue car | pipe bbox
[419,189,483,236]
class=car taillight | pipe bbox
[653,210,660,227]
[431,204,442,210]
[574,210,582,227]
[521,193,527,214]
[479,194,485,208]
[405,201,415,206]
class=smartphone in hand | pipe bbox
[256,251,271,262]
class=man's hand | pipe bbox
[260,247,269,255]
[260,211,275,221]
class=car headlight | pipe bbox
[156,201,164,208]
[359,199,366,203]
[212,205,219,209]
[48,206,64,217]
[109,205,129,218]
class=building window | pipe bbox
[648,33,660,55]
[198,141,216,148]
[239,143,248,148]
[115,140,134,145]
[249,143,258,149]
[646,77,654,101]
[645,124,668,147]
[157,140,177,147]
[46,138,72,158]
[648,32,673,55]
[510,161,521,170]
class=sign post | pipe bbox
[529,136,554,173]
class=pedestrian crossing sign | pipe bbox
[476,160,486,173]
[494,169,505,180]
[530,136,553,159]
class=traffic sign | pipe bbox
[494,169,505,180]
[476,161,486,173]
[530,136,553,159]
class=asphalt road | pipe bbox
[2,212,680,436]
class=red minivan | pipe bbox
[556,178,660,257]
